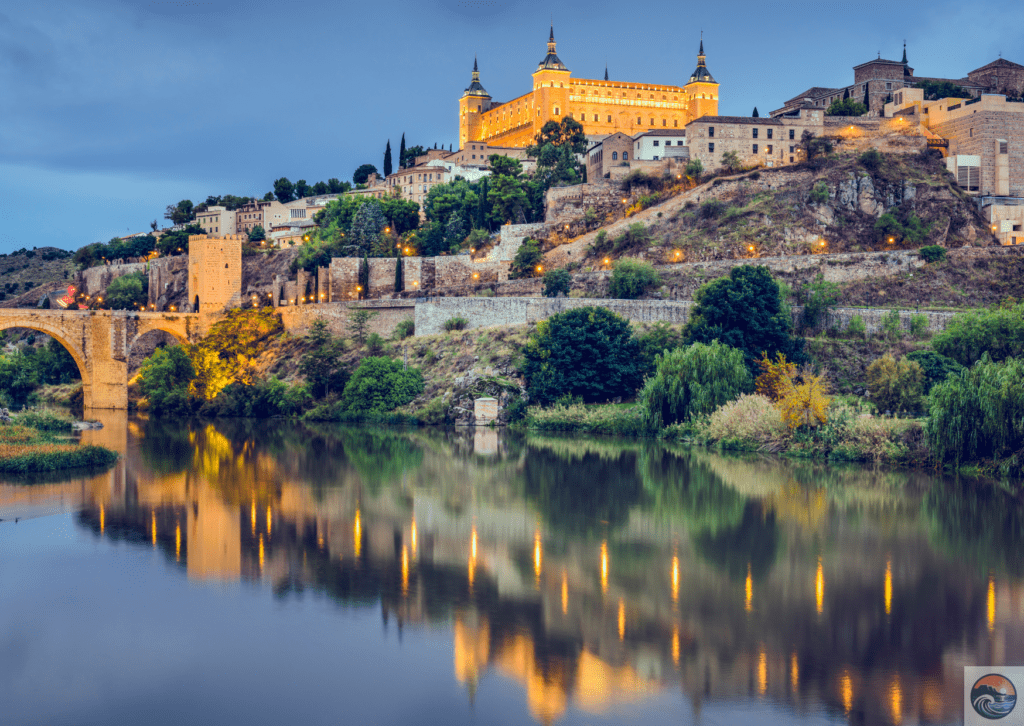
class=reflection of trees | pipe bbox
[135,416,193,474]
[925,477,1024,576]
[691,504,778,580]
[334,427,423,492]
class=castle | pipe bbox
[459,27,719,148]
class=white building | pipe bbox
[633,130,689,161]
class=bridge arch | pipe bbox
[0,319,92,408]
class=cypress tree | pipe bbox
[383,140,393,177]
[843,87,850,100]
[477,176,489,230]
[863,83,870,110]
[359,253,370,299]
[399,133,406,169]
[752,107,759,117]
[394,247,403,293]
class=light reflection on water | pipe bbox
[2,412,1024,725]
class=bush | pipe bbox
[699,200,726,220]
[137,346,195,415]
[880,309,903,340]
[444,316,469,331]
[809,180,829,204]
[909,313,929,339]
[526,402,646,436]
[16,410,74,433]
[636,322,685,376]
[846,315,866,338]
[104,272,148,311]
[393,318,415,340]
[931,303,1024,366]
[918,245,947,263]
[203,377,310,418]
[905,350,963,393]
[685,265,804,370]
[866,354,924,414]
[800,273,840,329]
[542,268,571,298]
[701,394,789,449]
[365,332,385,355]
[522,306,644,406]
[511,238,543,279]
[339,356,424,414]
[608,259,661,299]
[859,149,883,170]
[926,357,1024,473]
[754,352,797,401]
[777,372,831,429]
[638,341,752,430]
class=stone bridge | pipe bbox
[0,310,198,409]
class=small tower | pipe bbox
[684,35,719,122]
[532,24,572,134]
[459,56,492,148]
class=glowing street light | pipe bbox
[536,265,543,273]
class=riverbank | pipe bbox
[0,410,118,474]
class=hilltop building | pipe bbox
[459,27,719,149]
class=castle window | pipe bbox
[709,143,715,152]
[674,120,678,127]
[790,146,795,153]
[637,116,642,124]
[789,129,795,140]
[612,151,618,160]
[623,152,628,160]
[607,115,612,122]
[767,129,773,139]
[752,128,759,138]
[767,145,773,154]
[708,127,715,137]
[650,118,654,125]
[554,107,560,115]
[663,119,667,126]
[594,114,598,122]
[753,144,759,153]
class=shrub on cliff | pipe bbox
[638,341,752,429]
[608,259,661,299]
[918,245,947,263]
[137,346,195,415]
[522,306,643,406]
[931,303,1024,366]
[340,356,424,414]
[542,268,571,297]
[510,239,543,279]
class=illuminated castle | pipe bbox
[459,27,719,148]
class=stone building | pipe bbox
[586,132,635,180]
[233,199,287,236]
[459,28,718,149]
[187,234,243,313]
[383,159,490,209]
[685,108,824,171]
[632,130,689,161]
[195,206,236,236]
[772,46,1024,118]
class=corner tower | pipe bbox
[684,37,719,121]
[531,25,572,134]
[459,56,492,148]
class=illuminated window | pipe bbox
[607,115,611,122]
[554,107,560,115]
[650,118,654,125]
[767,145,773,154]
[674,119,678,127]
[663,119,667,126]
[637,116,641,124]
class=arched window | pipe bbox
[623,152,629,160]
[612,151,618,160]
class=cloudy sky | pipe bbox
[0,0,1020,253]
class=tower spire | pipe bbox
[901,41,908,64]
[463,55,489,98]
[699,30,704,56]
[604,63,608,81]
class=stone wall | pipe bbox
[276,300,415,339]
[148,255,188,309]
[480,223,546,263]
[188,234,243,313]
[77,262,147,297]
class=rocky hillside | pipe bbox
[0,247,76,308]
[544,149,990,267]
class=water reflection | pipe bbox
[3,417,1024,725]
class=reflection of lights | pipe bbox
[151,510,157,547]
[258,534,264,571]
[468,525,478,592]
[471,526,478,559]
[816,556,824,614]
[671,555,680,603]
[411,516,417,559]
[890,674,903,725]
[562,571,568,614]
[99,505,105,534]
[840,669,853,715]
[533,530,542,585]
[757,648,767,695]
[266,506,272,537]
[745,562,753,612]
[987,573,995,626]
[251,499,256,535]
[672,626,680,666]
[885,559,892,615]
[354,510,362,559]
[618,598,625,640]
[401,546,409,597]
[600,540,609,595]
[175,524,181,562]
[790,652,799,694]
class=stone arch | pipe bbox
[0,319,92,408]
[128,323,190,374]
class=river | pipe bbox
[2,412,1022,725]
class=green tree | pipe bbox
[156,224,203,256]
[608,259,661,299]
[163,199,194,225]
[340,357,424,413]
[638,341,752,429]
[905,350,963,392]
[383,140,393,177]
[825,98,868,116]
[137,346,195,415]
[398,133,406,169]
[487,156,530,226]
[0,351,39,408]
[299,319,349,399]
[350,201,387,255]
[800,273,840,329]
[522,306,644,405]
[312,181,328,195]
[394,249,404,293]
[104,272,148,311]
[294,179,311,199]
[866,354,925,413]
[444,212,466,251]
[247,224,266,243]
[526,118,588,189]
[684,265,804,370]
[273,177,295,203]
[353,164,378,185]
[721,151,743,172]
[542,268,571,297]
[327,178,350,194]
[800,130,833,160]
[348,308,377,343]
[685,158,704,180]
[751,107,759,117]
[914,80,973,101]
[931,303,1024,366]
[358,254,370,300]
[510,239,543,279]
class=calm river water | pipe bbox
[2,413,1023,725]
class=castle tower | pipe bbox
[188,234,242,315]
[531,25,572,136]
[684,36,719,121]
[459,56,492,148]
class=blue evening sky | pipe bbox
[0,0,1020,253]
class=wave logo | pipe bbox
[972,674,1017,720]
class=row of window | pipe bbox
[650,140,684,146]
[610,151,629,160]
[579,89,680,100]
[707,126,797,140]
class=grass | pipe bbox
[0,412,118,473]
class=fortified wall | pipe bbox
[76,262,148,297]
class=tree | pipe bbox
[327,178,350,194]
[843,87,850,101]
[684,265,804,370]
[150,220,158,232]
[526,118,588,189]
[752,107,759,117]
[608,259,661,299]
[542,268,571,297]
[398,133,406,170]
[262,192,275,202]
[353,164,378,185]
[932,303,1024,366]
[510,239,543,279]
[638,341,752,429]
[339,357,424,413]
[800,130,833,160]
[444,212,466,251]
[273,177,295,203]
[104,272,147,311]
[294,179,311,199]
[347,308,377,343]
[137,346,195,415]
[394,249,404,293]
[866,354,925,413]
[299,318,348,399]
[156,224,202,256]
[721,150,743,172]
[685,158,704,180]
[383,140,393,177]
[905,350,962,393]
[800,273,840,329]
[164,199,194,226]
[914,80,973,101]
[522,306,644,405]
[312,181,328,195]
[350,200,387,255]
[358,254,370,300]
[825,98,868,116]
[247,225,266,243]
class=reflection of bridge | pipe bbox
[0,309,196,408]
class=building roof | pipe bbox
[634,129,688,138]
[463,56,490,98]
[783,87,841,105]
[852,58,905,69]
[688,115,785,125]
[536,25,569,72]
[970,58,1024,75]
[688,40,716,84]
